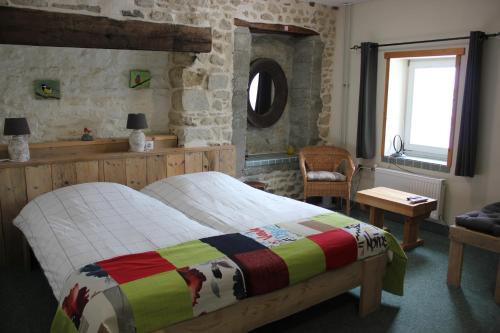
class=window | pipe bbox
[382,48,464,167]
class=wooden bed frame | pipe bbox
[0,138,389,331]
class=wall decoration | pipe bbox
[34,80,61,99]
[129,70,151,89]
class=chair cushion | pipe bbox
[307,171,346,182]
[456,202,500,237]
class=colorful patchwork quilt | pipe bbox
[51,213,407,333]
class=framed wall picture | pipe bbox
[34,80,61,99]
[129,70,151,89]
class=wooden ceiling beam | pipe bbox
[234,18,319,36]
[0,7,212,53]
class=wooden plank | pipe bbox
[51,163,77,189]
[0,199,5,266]
[185,152,203,174]
[159,255,378,333]
[147,155,167,184]
[25,165,53,201]
[126,157,147,190]
[0,168,27,267]
[166,154,185,177]
[234,18,319,36]
[219,148,236,176]
[447,239,464,287]
[359,254,386,317]
[356,187,437,218]
[202,150,220,172]
[369,207,384,229]
[98,160,105,182]
[0,145,238,170]
[103,159,127,184]
[0,7,212,53]
[384,48,465,59]
[75,161,99,183]
[449,225,500,254]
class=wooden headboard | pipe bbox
[0,140,236,268]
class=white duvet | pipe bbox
[141,172,330,233]
[13,182,221,298]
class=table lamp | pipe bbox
[126,113,148,152]
[3,117,31,162]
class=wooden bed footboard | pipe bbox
[151,253,387,333]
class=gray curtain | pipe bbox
[455,31,486,177]
[356,42,379,159]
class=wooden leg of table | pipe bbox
[369,207,384,229]
[345,197,351,216]
[402,216,425,251]
[447,239,464,287]
[495,257,500,305]
[359,254,386,317]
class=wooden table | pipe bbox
[447,225,500,304]
[356,187,437,251]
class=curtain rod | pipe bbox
[350,32,500,50]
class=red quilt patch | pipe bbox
[307,229,357,269]
[232,248,289,296]
[97,251,175,284]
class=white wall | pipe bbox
[330,0,500,224]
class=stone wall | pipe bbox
[0,0,336,147]
[0,46,170,143]
[240,167,303,199]
[246,34,295,155]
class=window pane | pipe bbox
[409,66,455,149]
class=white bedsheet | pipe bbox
[141,172,330,233]
[13,182,221,298]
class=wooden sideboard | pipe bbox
[0,142,236,267]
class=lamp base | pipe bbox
[8,135,30,162]
[129,130,145,152]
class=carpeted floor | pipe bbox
[1,210,499,333]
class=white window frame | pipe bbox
[403,57,456,161]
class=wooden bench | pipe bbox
[447,225,500,304]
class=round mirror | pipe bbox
[247,58,287,128]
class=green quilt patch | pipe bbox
[272,238,326,285]
[158,240,225,268]
[121,271,192,333]
[312,212,361,228]
[50,308,78,333]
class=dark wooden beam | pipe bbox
[0,6,212,53]
[234,18,319,36]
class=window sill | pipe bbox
[382,155,450,173]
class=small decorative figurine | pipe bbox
[81,128,94,141]
[287,144,295,155]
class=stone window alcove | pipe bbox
[232,27,324,177]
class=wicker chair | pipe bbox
[299,146,356,215]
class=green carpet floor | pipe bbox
[1,210,499,333]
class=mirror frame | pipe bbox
[247,58,288,128]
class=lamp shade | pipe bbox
[3,118,31,136]
[126,113,148,130]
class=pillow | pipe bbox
[307,171,346,182]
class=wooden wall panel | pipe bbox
[126,157,147,190]
[0,145,235,267]
[75,161,99,184]
[25,165,53,201]
[0,168,27,267]
[0,206,5,266]
[147,155,167,184]
[185,152,203,174]
[219,149,236,176]
[103,159,127,184]
[203,150,220,172]
[52,163,77,189]
[166,153,185,177]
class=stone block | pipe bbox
[208,74,229,90]
[135,0,154,8]
[121,9,144,18]
[182,89,209,112]
[11,0,47,6]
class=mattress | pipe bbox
[13,182,221,298]
[141,171,330,233]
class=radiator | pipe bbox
[374,168,445,221]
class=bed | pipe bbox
[1,148,405,333]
